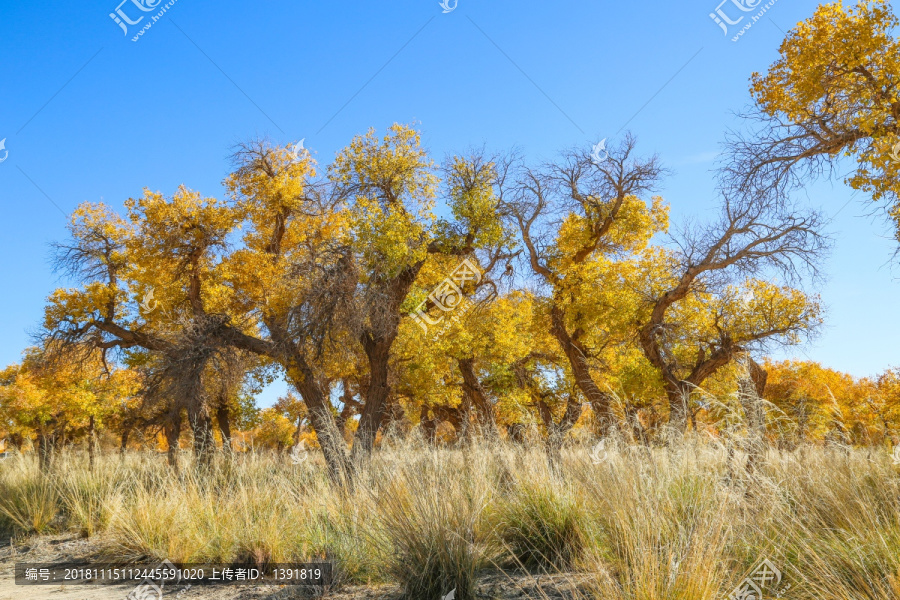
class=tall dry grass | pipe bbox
[0,435,898,599]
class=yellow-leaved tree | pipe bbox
[0,345,137,470]
[722,0,900,248]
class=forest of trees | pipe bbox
[1,0,899,488]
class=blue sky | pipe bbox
[0,0,896,406]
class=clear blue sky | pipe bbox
[1,0,896,406]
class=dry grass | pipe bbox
[0,436,899,599]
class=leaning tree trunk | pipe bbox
[288,357,353,487]
[549,306,618,434]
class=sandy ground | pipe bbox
[0,535,586,600]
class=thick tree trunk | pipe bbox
[188,403,216,467]
[549,306,618,433]
[216,404,232,452]
[352,339,391,461]
[746,356,768,397]
[458,358,497,436]
[351,263,421,464]
[664,382,691,433]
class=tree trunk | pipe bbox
[351,263,421,465]
[738,357,767,473]
[165,416,181,471]
[288,358,352,487]
[664,381,692,433]
[746,356,768,397]
[119,426,130,457]
[216,404,232,452]
[352,338,391,462]
[538,397,582,473]
[188,403,216,468]
[549,306,618,433]
[739,378,766,437]
[37,420,60,473]
[458,358,497,436]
